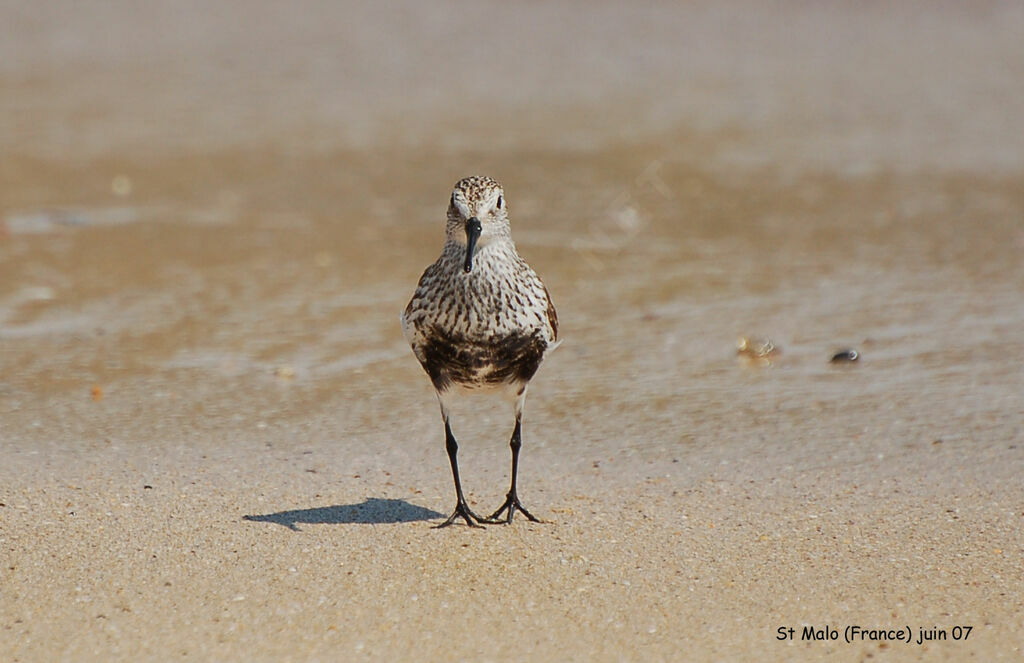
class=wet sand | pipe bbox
[3,2,1024,661]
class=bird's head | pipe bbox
[445,176,511,273]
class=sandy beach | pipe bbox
[3,2,1024,661]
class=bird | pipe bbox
[401,176,559,527]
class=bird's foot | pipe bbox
[435,499,488,529]
[483,491,541,524]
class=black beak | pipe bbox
[463,217,482,273]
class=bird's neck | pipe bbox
[442,236,517,266]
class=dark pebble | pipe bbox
[830,349,860,363]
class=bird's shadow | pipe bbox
[243,498,444,531]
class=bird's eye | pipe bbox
[496,195,503,209]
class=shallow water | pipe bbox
[2,1,1023,488]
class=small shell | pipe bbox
[736,336,779,359]
[830,349,860,363]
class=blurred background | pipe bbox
[1,0,1022,478]
[4,2,1024,166]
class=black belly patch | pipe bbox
[419,325,548,391]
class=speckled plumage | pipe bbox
[401,176,559,527]
[402,176,558,394]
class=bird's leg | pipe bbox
[436,417,487,528]
[485,414,540,524]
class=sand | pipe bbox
[3,2,1024,661]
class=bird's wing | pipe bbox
[543,284,559,342]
